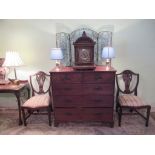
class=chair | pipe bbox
[0,58,5,80]
[21,71,52,126]
[116,70,151,127]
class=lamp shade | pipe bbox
[102,47,115,59]
[50,48,63,60]
[3,51,24,67]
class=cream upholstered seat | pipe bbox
[22,94,49,109]
[116,70,151,127]
[119,95,145,107]
[21,71,52,126]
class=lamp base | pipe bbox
[55,60,63,71]
[14,68,17,79]
[105,59,111,67]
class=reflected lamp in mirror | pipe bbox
[50,48,63,70]
[102,47,115,67]
[3,51,24,79]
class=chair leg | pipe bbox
[146,106,151,127]
[48,107,52,126]
[22,108,27,126]
[116,102,119,112]
[118,107,122,127]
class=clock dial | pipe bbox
[78,48,90,63]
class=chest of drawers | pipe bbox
[50,66,116,127]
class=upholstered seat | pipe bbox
[22,94,50,109]
[119,95,146,107]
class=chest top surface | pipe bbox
[50,66,116,73]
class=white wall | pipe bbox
[0,19,155,108]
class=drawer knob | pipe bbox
[93,99,102,102]
[64,87,71,91]
[94,87,102,90]
[64,112,72,116]
[95,113,102,115]
[95,76,102,80]
[65,99,72,103]
[63,76,70,81]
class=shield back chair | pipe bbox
[21,71,52,126]
[116,70,151,127]
[0,58,5,80]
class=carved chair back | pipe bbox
[116,70,139,98]
[30,71,51,96]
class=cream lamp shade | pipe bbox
[3,51,24,79]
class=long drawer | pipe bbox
[53,95,113,107]
[52,84,114,95]
[52,72,115,84]
[54,108,113,122]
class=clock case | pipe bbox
[73,31,96,70]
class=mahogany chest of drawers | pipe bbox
[50,66,116,127]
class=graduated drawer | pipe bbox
[80,108,113,121]
[53,95,113,107]
[83,72,115,83]
[52,84,113,95]
[54,108,81,121]
[54,108,113,122]
[51,72,82,83]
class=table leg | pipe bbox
[15,91,22,125]
[26,87,30,99]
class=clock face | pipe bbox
[78,48,91,64]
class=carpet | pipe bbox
[0,109,155,135]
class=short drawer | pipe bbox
[82,95,114,107]
[83,84,114,95]
[53,95,114,107]
[53,96,82,107]
[51,72,82,83]
[54,108,81,121]
[80,108,113,121]
[52,84,83,95]
[83,72,115,83]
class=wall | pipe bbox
[0,19,155,109]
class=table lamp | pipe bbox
[102,46,115,67]
[50,48,63,70]
[3,51,24,79]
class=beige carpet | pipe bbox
[0,109,155,135]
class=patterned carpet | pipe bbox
[0,109,155,135]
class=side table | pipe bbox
[0,81,30,125]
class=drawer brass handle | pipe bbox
[64,112,72,116]
[65,99,72,103]
[95,113,102,115]
[63,76,70,81]
[64,87,71,91]
[95,76,102,80]
[94,87,102,90]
